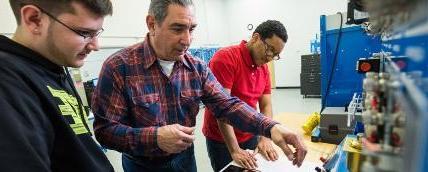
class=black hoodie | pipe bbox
[0,35,113,172]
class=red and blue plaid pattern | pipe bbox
[92,37,278,157]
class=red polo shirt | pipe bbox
[202,40,271,143]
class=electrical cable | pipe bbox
[320,12,344,113]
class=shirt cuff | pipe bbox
[140,126,160,154]
[262,118,280,138]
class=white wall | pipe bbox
[0,0,225,46]
[223,0,347,87]
[1,1,347,86]
[0,0,17,35]
[192,0,228,47]
[100,0,229,48]
[0,1,226,81]
[0,0,148,45]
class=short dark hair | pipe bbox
[9,0,113,24]
[149,0,193,24]
[254,20,288,43]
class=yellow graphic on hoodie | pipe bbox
[47,86,89,135]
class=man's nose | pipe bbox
[86,37,100,51]
[179,30,192,46]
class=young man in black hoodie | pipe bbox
[0,0,113,171]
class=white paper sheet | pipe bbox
[221,151,322,172]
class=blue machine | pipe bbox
[320,14,382,109]
[310,34,321,54]
[188,47,220,63]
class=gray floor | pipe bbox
[100,88,321,172]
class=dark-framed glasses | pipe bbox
[262,40,281,60]
[32,4,104,41]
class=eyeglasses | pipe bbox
[262,40,281,60]
[34,5,104,41]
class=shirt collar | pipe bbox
[141,34,191,70]
[239,40,258,69]
[140,35,157,69]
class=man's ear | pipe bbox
[20,5,45,35]
[146,15,156,36]
[250,32,261,44]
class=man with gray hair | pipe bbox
[0,0,113,171]
[92,0,307,171]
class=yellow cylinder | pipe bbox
[302,112,321,135]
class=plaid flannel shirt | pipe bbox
[92,36,278,157]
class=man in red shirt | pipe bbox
[203,20,287,171]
